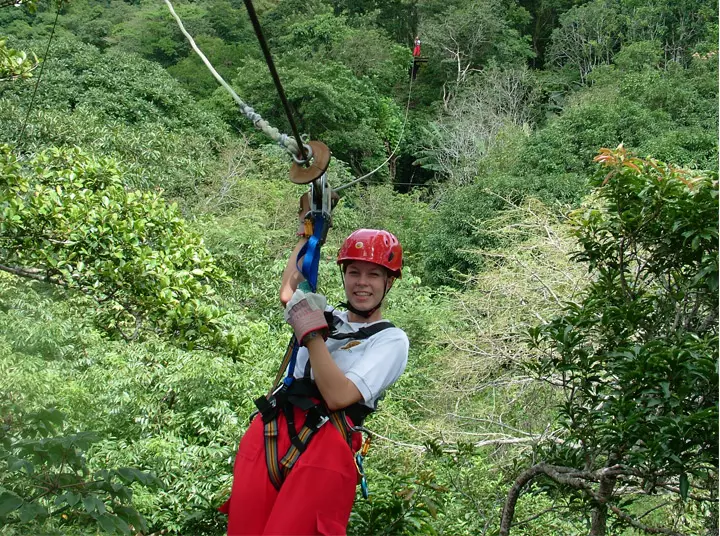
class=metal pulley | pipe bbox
[299,172,333,246]
[289,140,331,185]
[291,139,334,246]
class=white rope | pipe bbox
[163,0,301,158]
[334,68,415,192]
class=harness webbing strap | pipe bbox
[269,337,299,395]
[296,213,326,292]
[329,411,352,448]
[257,381,357,491]
[279,420,319,474]
[329,321,395,341]
[263,418,283,490]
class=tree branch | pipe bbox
[0,263,63,285]
[499,463,689,536]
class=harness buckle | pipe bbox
[255,383,288,424]
[314,414,329,430]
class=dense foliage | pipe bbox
[0,145,239,354]
[0,0,717,534]
[508,148,718,535]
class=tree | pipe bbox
[617,0,718,65]
[416,65,539,184]
[0,144,239,355]
[501,146,718,535]
[517,0,580,66]
[110,3,205,66]
[167,35,255,98]
[329,0,420,46]
[547,0,622,84]
[420,0,534,105]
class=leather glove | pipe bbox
[284,288,329,345]
[297,191,340,237]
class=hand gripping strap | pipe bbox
[286,213,327,383]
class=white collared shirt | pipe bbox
[293,309,409,409]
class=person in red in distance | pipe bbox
[222,224,409,535]
[412,35,421,57]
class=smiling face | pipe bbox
[343,260,393,317]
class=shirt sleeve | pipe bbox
[344,328,409,407]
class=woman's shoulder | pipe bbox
[370,324,409,348]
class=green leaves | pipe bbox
[0,144,241,356]
[679,473,690,500]
[0,38,39,81]
[0,404,157,534]
[0,490,23,518]
[528,147,718,508]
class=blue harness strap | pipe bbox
[295,213,326,293]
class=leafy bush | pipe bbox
[0,402,159,535]
[0,35,230,198]
[0,271,279,535]
[422,170,582,286]
[0,144,238,354]
[0,37,226,137]
[507,147,719,535]
[523,47,719,178]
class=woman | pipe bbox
[222,222,409,535]
[412,35,421,57]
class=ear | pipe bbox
[386,276,395,291]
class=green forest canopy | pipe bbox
[0,0,717,534]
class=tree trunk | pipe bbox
[589,473,617,536]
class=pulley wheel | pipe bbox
[289,141,331,184]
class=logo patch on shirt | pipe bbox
[340,341,362,350]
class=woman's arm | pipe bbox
[279,238,308,305]
[304,333,363,411]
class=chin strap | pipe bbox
[338,300,380,319]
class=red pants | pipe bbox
[222,407,361,535]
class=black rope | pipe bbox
[242,0,308,164]
[17,6,60,145]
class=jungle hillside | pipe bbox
[0,0,718,534]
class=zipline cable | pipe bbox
[333,68,415,192]
[242,0,308,164]
[165,0,416,188]
[17,6,60,145]
[164,0,306,161]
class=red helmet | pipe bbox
[337,229,402,278]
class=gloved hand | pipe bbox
[296,191,340,237]
[284,288,329,345]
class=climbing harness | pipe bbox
[254,318,394,491]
